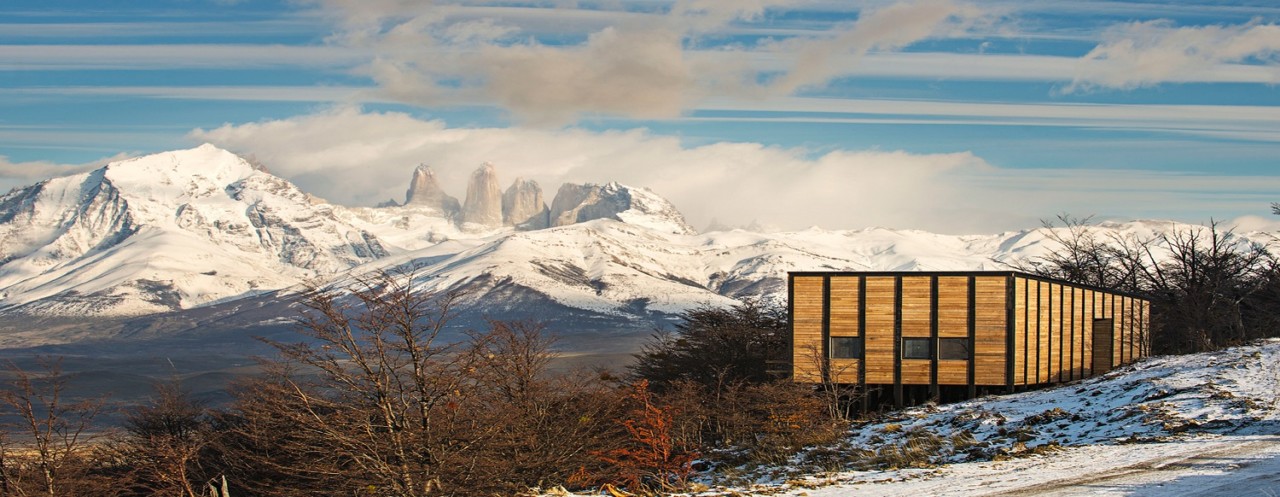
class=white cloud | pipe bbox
[440,18,519,45]
[474,26,695,123]
[769,0,994,94]
[1066,19,1280,92]
[188,107,1280,233]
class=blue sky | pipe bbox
[1,0,1278,233]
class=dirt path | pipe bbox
[989,436,1280,496]
[802,435,1280,497]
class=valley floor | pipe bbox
[787,433,1280,496]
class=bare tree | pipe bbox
[107,381,216,497]
[1014,214,1149,292]
[1141,221,1275,352]
[630,299,788,392]
[1026,216,1279,354]
[802,343,861,421]
[235,269,474,495]
[452,320,626,494]
[0,357,104,497]
[217,270,633,496]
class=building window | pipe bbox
[902,338,931,359]
[939,338,971,360]
[830,336,862,359]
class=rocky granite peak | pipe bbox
[461,162,503,227]
[502,177,550,230]
[404,164,461,216]
[548,182,696,235]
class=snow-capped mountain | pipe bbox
[0,144,1274,338]
[0,145,706,319]
[336,218,1280,334]
[0,144,387,316]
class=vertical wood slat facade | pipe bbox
[789,271,1150,394]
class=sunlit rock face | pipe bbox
[462,163,504,228]
[404,164,460,217]
[502,178,550,230]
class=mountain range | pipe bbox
[0,144,1274,351]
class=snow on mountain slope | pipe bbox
[0,144,388,316]
[601,182,697,235]
[549,182,696,235]
[339,204,491,252]
[360,220,730,318]
[0,144,1273,323]
[343,217,1269,326]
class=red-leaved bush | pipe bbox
[594,380,698,493]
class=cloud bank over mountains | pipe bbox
[189,107,1280,234]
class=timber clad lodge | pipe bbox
[789,271,1151,408]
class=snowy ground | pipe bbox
[784,434,1280,496]
[556,340,1280,496]
[751,339,1280,496]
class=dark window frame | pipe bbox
[830,336,863,359]
[902,337,931,360]
[939,337,971,360]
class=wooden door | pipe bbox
[1091,319,1113,374]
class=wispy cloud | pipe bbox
[845,51,1280,83]
[6,86,378,103]
[767,0,996,94]
[1008,1,1280,20]
[1065,19,1280,92]
[0,154,127,192]
[12,85,1279,143]
[0,44,366,70]
[0,125,185,158]
[0,19,318,39]
[696,97,1280,141]
[301,0,1000,123]
[7,3,1278,107]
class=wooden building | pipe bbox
[789,271,1150,407]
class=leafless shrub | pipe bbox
[211,269,631,496]
[102,381,219,497]
[871,428,943,469]
[0,357,107,497]
[653,379,846,469]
